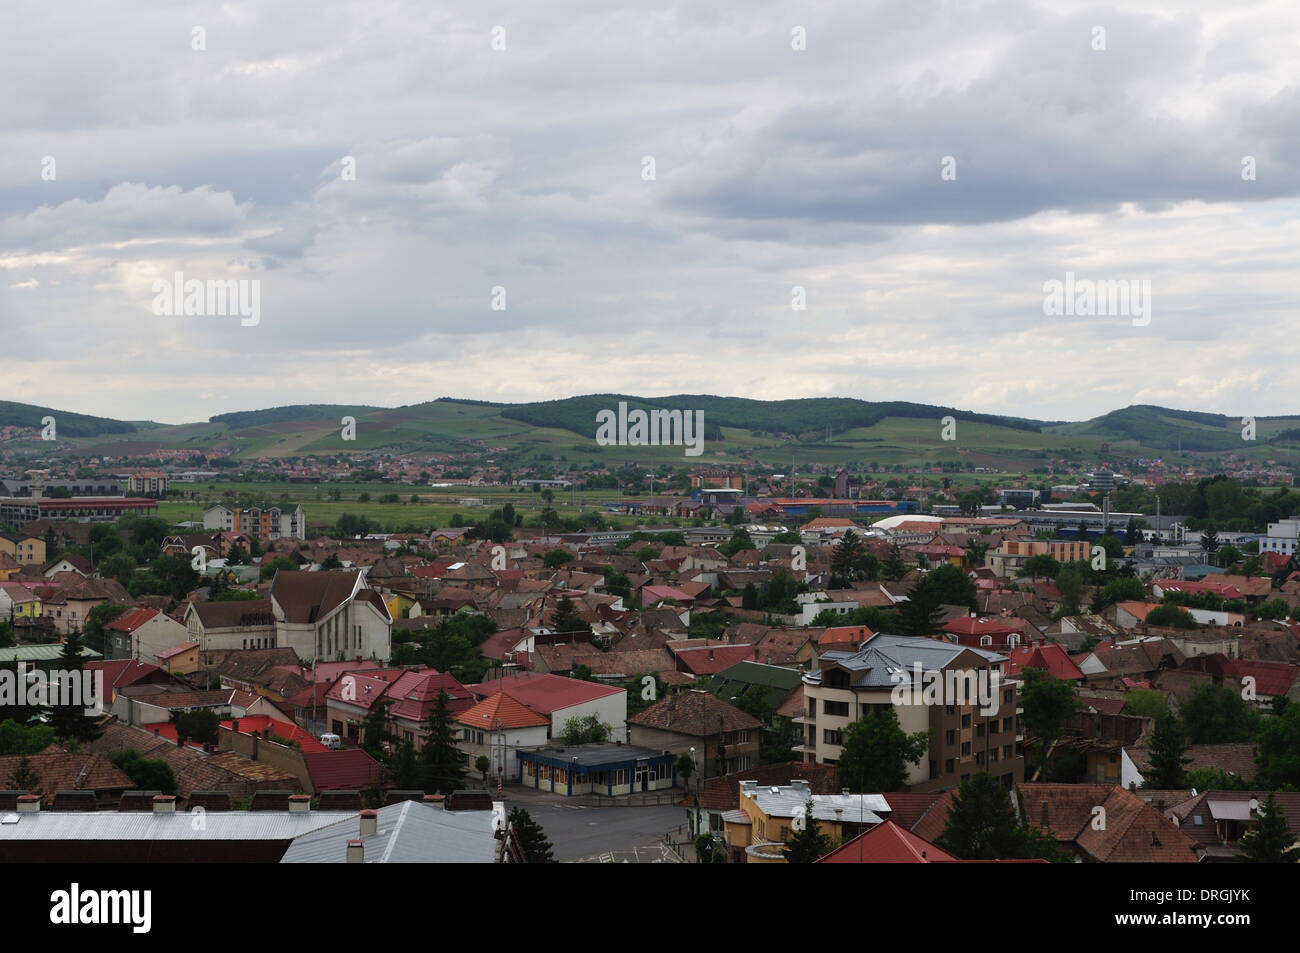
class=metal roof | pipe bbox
[0,811,354,841]
[742,786,892,823]
[280,800,499,863]
[0,645,100,663]
[820,633,1006,689]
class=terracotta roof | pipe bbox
[1019,783,1200,862]
[630,690,760,737]
[818,819,958,863]
[105,607,159,633]
[302,749,384,791]
[0,747,132,806]
[190,599,275,629]
[480,673,621,715]
[456,692,550,730]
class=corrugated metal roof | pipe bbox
[0,811,354,840]
[0,645,100,663]
[742,787,891,823]
[280,800,499,863]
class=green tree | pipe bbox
[172,709,220,745]
[1180,684,1258,744]
[880,544,907,582]
[937,772,1027,860]
[1019,554,1061,582]
[560,714,610,745]
[82,602,129,657]
[924,563,978,611]
[110,749,177,793]
[388,739,422,789]
[836,708,930,792]
[47,630,101,743]
[0,719,55,755]
[1019,668,1078,778]
[1147,710,1190,789]
[100,552,137,585]
[1120,688,1167,720]
[1144,603,1199,629]
[1255,703,1300,789]
[260,555,297,581]
[897,579,946,638]
[784,801,833,863]
[830,531,866,588]
[507,807,555,863]
[361,699,391,755]
[420,690,467,795]
[675,752,695,790]
[1238,792,1300,862]
[474,754,491,782]
[543,548,573,568]
[7,756,41,792]
[1053,561,1091,617]
[550,596,590,637]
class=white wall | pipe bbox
[553,691,628,742]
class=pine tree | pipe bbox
[784,801,833,863]
[937,773,1024,860]
[388,740,422,790]
[47,629,101,743]
[830,531,865,588]
[419,690,467,795]
[550,597,590,637]
[1147,710,1190,789]
[507,807,555,863]
[897,579,945,637]
[881,544,907,582]
[1238,792,1300,863]
[361,699,391,755]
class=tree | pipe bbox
[1147,710,1190,789]
[1120,688,1167,720]
[1019,668,1078,778]
[964,537,990,568]
[0,719,54,755]
[82,602,129,657]
[897,579,945,638]
[1019,554,1061,583]
[0,621,13,649]
[47,629,101,743]
[1256,703,1300,789]
[836,708,930,792]
[1238,792,1300,862]
[560,714,610,745]
[1144,603,1199,629]
[172,709,220,746]
[880,544,907,582]
[1053,561,1091,617]
[1100,576,1146,606]
[830,531,866,588]
[420,690,467,795]
[1180,684,1258,744]
[924,563,978,611]
[474,754,491,782]
[361,699,391,755]
[507,807,555,863]
[260,555,297,581]
[550,596,590,637]
[100,552,137,585]
[110,749,177,793]
[388,740,422,789]
[675,752,695,790]
[742,582,758,611]
[1201,527,1220,555]
[543,548,573,568]
[937,773,1026,860]
[784,801,833,863]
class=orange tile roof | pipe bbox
[456,691,550,730]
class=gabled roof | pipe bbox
[105,607,160,633]
[302,749,385,791]
[271,570,364,624]
[817,819,958,863]
[481,673,622,715]
[456,692,550,731]
[629,690,760,737]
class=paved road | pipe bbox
[501,791,688,862]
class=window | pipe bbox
[944,704,955,715]
[807,698,816,717]
[944,759,955,774]
[929,760,938,780]
[1002,717,1012,733]
[1003,745,1013,759]
[961,714,971,728]
[737,730,750,744]
[945,729,955,745]
[824,701,849,717]
[976,723,985,738]
[990,748,1000,762]
[823,729,843,746]
[961,741,971,756]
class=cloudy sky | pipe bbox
[2,0,1297,425]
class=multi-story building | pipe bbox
[126,471,168,496]
[796,633,1024,792]
[1260,518,1300,557]
[0,532,46,566]
[203,503,306,542]
[987,536,1096,576]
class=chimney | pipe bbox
[708,648,714,661]
[791,779,810,797]
[423,794,446,809]
[360,809,378,836]
[346,839,364,863]
[288,794,311,813]
[152,795,177,814]
[16,795,40,813]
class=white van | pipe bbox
[319,733,342,750]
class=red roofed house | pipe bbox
[455,692,551,777]
[84,658,174,703]
[670,642,758,676]
[154,641,201,675]
[104,607,190,666]
[941,615,1030,650]
[818,820,960,863]
[1003,642,1085,682]
[384,669,475,748]
[468,673,628,742]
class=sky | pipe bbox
[1,0,1298,426]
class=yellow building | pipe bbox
[0,582,41,618]
[0,533,46,567]
[384,591,419,621]
[723,780,891,862]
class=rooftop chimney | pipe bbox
[360,809,378,836]
[152,794,177,814]
[288,794,311,813]
[346,839,364,863]
[16,795,39,813]
[791,779,810,797]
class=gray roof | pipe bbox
[523,743,671,768]
[819,633,1006,689]
[0,645,100,663]
[742,786,892,824]
[0,810,353,841]
[281,799,500,863]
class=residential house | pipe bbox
[629,690,761,777]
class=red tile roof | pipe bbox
[818,820,958,863]
[1004,643,1085,681]
[302,749,385,791]
[482,673,621,715]
[105,607,159,633]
